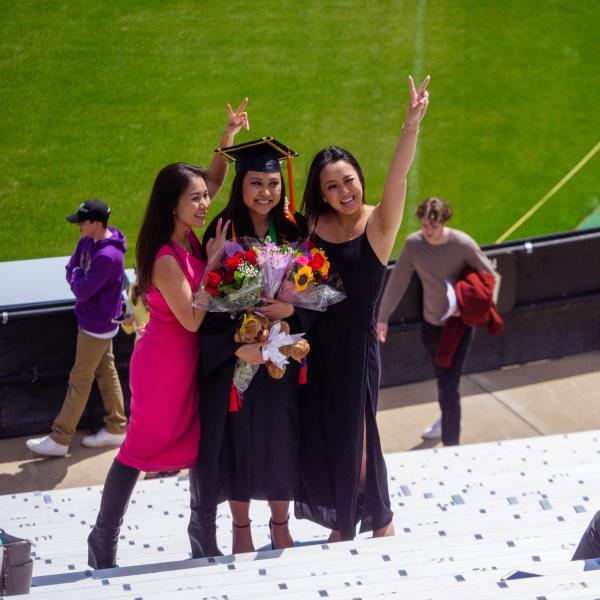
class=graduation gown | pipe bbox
[193,308,314,508]
[191,211,310,509]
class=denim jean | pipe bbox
[420,321,474,446]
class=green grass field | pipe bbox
[1,0,599,266]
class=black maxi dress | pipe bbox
[295,231,393,540]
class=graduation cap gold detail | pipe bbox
[216,137,297,169]
[216,136,299,212]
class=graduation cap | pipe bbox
[216,137,299,212]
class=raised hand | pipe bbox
[406,75,430,126]
[208,100,249,199]
[205,218,231,271]
[225,97,250,135]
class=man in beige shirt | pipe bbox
[377,197,499,445]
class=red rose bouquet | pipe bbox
[194,239,263,313]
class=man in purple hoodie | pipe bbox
[26,200,128,456]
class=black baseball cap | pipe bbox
[66,199,111,224]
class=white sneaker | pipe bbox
[81,428,126,448]
[422,417,442,440]
[26,436,69,457]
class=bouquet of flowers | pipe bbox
[194,239,263,313]
[230,237,345,400]
[254,238,294,299]
[276,240,345,310]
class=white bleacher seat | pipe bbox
[3,430,600,599]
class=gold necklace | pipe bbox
[336,210,364,240]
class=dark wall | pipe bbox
[1,228,599,438]
[380,228,600,387]
[0,309,133,438]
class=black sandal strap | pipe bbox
[269,515,290,527]
[232,520,251,529]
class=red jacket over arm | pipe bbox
[435,271,504,368]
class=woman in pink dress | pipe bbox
[87,101,249,569]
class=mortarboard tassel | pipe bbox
[229,382,242,412]
[299,357,307,384]
[287,151,296,213]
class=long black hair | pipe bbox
[202,169,304,249]
[301,146,366,225]
[136,162,208,293]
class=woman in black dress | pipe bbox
[295,76,431,541]
[188,138,309,557]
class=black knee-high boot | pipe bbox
[188,466,222,558]
[88,459,140,569]
[573,510,600,560]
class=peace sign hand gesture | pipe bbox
[406,75,430,127]
[225,97,250,135]
[205,218,231,272]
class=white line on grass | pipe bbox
[406,0,426,234]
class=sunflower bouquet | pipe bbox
[276,240,346,311]
[194,239,263,313]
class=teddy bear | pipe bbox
[234,312,270,344]
[234,312,310,379]
[264,319,310,379]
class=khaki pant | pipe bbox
[51,329,127,446]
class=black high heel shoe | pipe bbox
[269,515,291,550]
[232,519,254,554]
[188,508,223,559]
[87,525,119,569]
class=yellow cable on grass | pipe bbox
[496,140,600,243]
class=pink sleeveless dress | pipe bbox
[118,231,204,472]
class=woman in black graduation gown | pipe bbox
[188,138,309,557]
[295,76,431,541]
